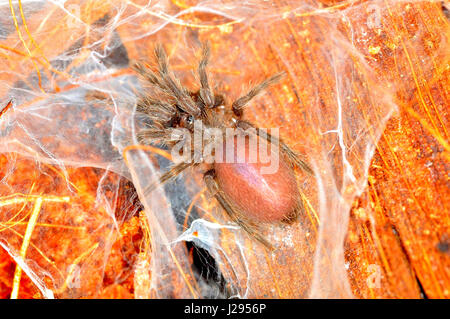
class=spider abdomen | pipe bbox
[214,135,300,223]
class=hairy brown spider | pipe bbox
[133,43,312,249]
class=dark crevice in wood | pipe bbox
[390,224,428,299]
[414,274,428,299]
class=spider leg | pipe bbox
[136,96,176,123]
[198,42,215,108]
[142,162,193,197]
[232,72,285,117]
[137,127,184,146]
[132,61,167,91]
[153,44,201,116]
[236,120,313,175]
[203,170,273,249]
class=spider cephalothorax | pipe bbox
[133,43,312,249]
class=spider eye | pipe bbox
[186,115,194,125]
[180,114,194,128]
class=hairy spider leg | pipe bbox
[142,162,195,197]
[198,42,215,108]
[231,72,285,117]
[154,45,201,116]
[235,120,313,175]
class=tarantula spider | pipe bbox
[133,43,312,249]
